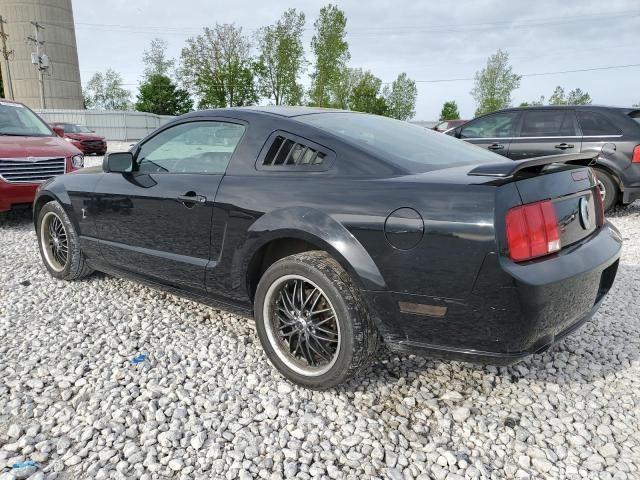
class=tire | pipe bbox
[593,169,618,213]
[36,201,93,281]
[254,251,378,389]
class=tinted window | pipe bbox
[137,121,245,174]
[297,113,499,173]
[577,111,622,136]
[520,110,577,137]
[460,112,519,139]
[0,101,52,136]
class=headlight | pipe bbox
[64,137,74,142]
[71,154,84,169]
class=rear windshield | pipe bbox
[0,101,52,137]
[296,112,499,173]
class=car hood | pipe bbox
[0,135,82,158]
[65,132,105,141]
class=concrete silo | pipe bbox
[0,0,83,108]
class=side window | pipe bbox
[577,111,621,136]
[520,110,577,137]
[460,112,519,139]
[137,121,245,174]
[257,131,334,171]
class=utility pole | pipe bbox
[27,21,46,108]
[0,15,15,100]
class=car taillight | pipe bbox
[633,145,640,163]
[506,200,560,262]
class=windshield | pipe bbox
[63,124,93,133]
[296,112,499,173]
[0,101,53,136]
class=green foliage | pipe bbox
[347,69,387,115]
[309,4,350,107]
[383,72,417,120]
[519,96,545,107]
[135,74,192,116]
[255,9,306,106]
[83,69,131,110]
[439,101,460,121]
[179,24,257,108]
[143,38,175,78]
[471,49,521,117]
[549,86,591,105]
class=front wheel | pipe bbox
[37,201,93,280]
[254,251,378,389]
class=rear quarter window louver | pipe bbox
[257,132,334,171]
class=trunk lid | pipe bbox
[514,165,601,249]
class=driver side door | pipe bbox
[458,111,520,157]
[92,119,246,291]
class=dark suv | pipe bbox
[447,105,640,211]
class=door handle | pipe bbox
[554,143,575,150]
[488,143,504,150]
[177,193,207,205]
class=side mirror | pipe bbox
[53,126,65,137]
[103,152,133,173]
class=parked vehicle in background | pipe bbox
[33,107,621,389]
[50,122,107,156]
[433,119,467,132]
[447,105,640,211]
[0,100,84,213]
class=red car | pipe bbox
[0,99,84,213]
[50,122,107,155]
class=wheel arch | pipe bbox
[242,207,387,302]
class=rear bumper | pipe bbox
[0,179,39,212]
[622,185,640,204]
[368,222,622,364]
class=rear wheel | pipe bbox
[37,201,93,280]
[593,169,618,213]
[254,251,378,389]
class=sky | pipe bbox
[73,0,640,120]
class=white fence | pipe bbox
[34,109,175,141]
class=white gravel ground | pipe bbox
[0,149,639,479]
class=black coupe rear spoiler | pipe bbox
[468,152,597,178]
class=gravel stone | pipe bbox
[0,167,638,479]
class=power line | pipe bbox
[412,63,640,84]
[65,9,640,37]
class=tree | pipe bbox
[634,102,640,107]
[383,72,417,120]
[135,74,192,115]
[83,69,131,110]
[255,9,306,105]
[179,24,257,108]
[439,101,460,121]
[548,86,566,105]
[519,96,545,107]
[566,88,591,105]
[471,49,521,116]
[143,38,175,78]
[549,86,592,105]
[348,69,387,115]
[309,4,350,107]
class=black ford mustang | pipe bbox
[33,107,622,389]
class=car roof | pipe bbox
[501,105,637,113]
[186,105,357,119]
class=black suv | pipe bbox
[447,105,640,211]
